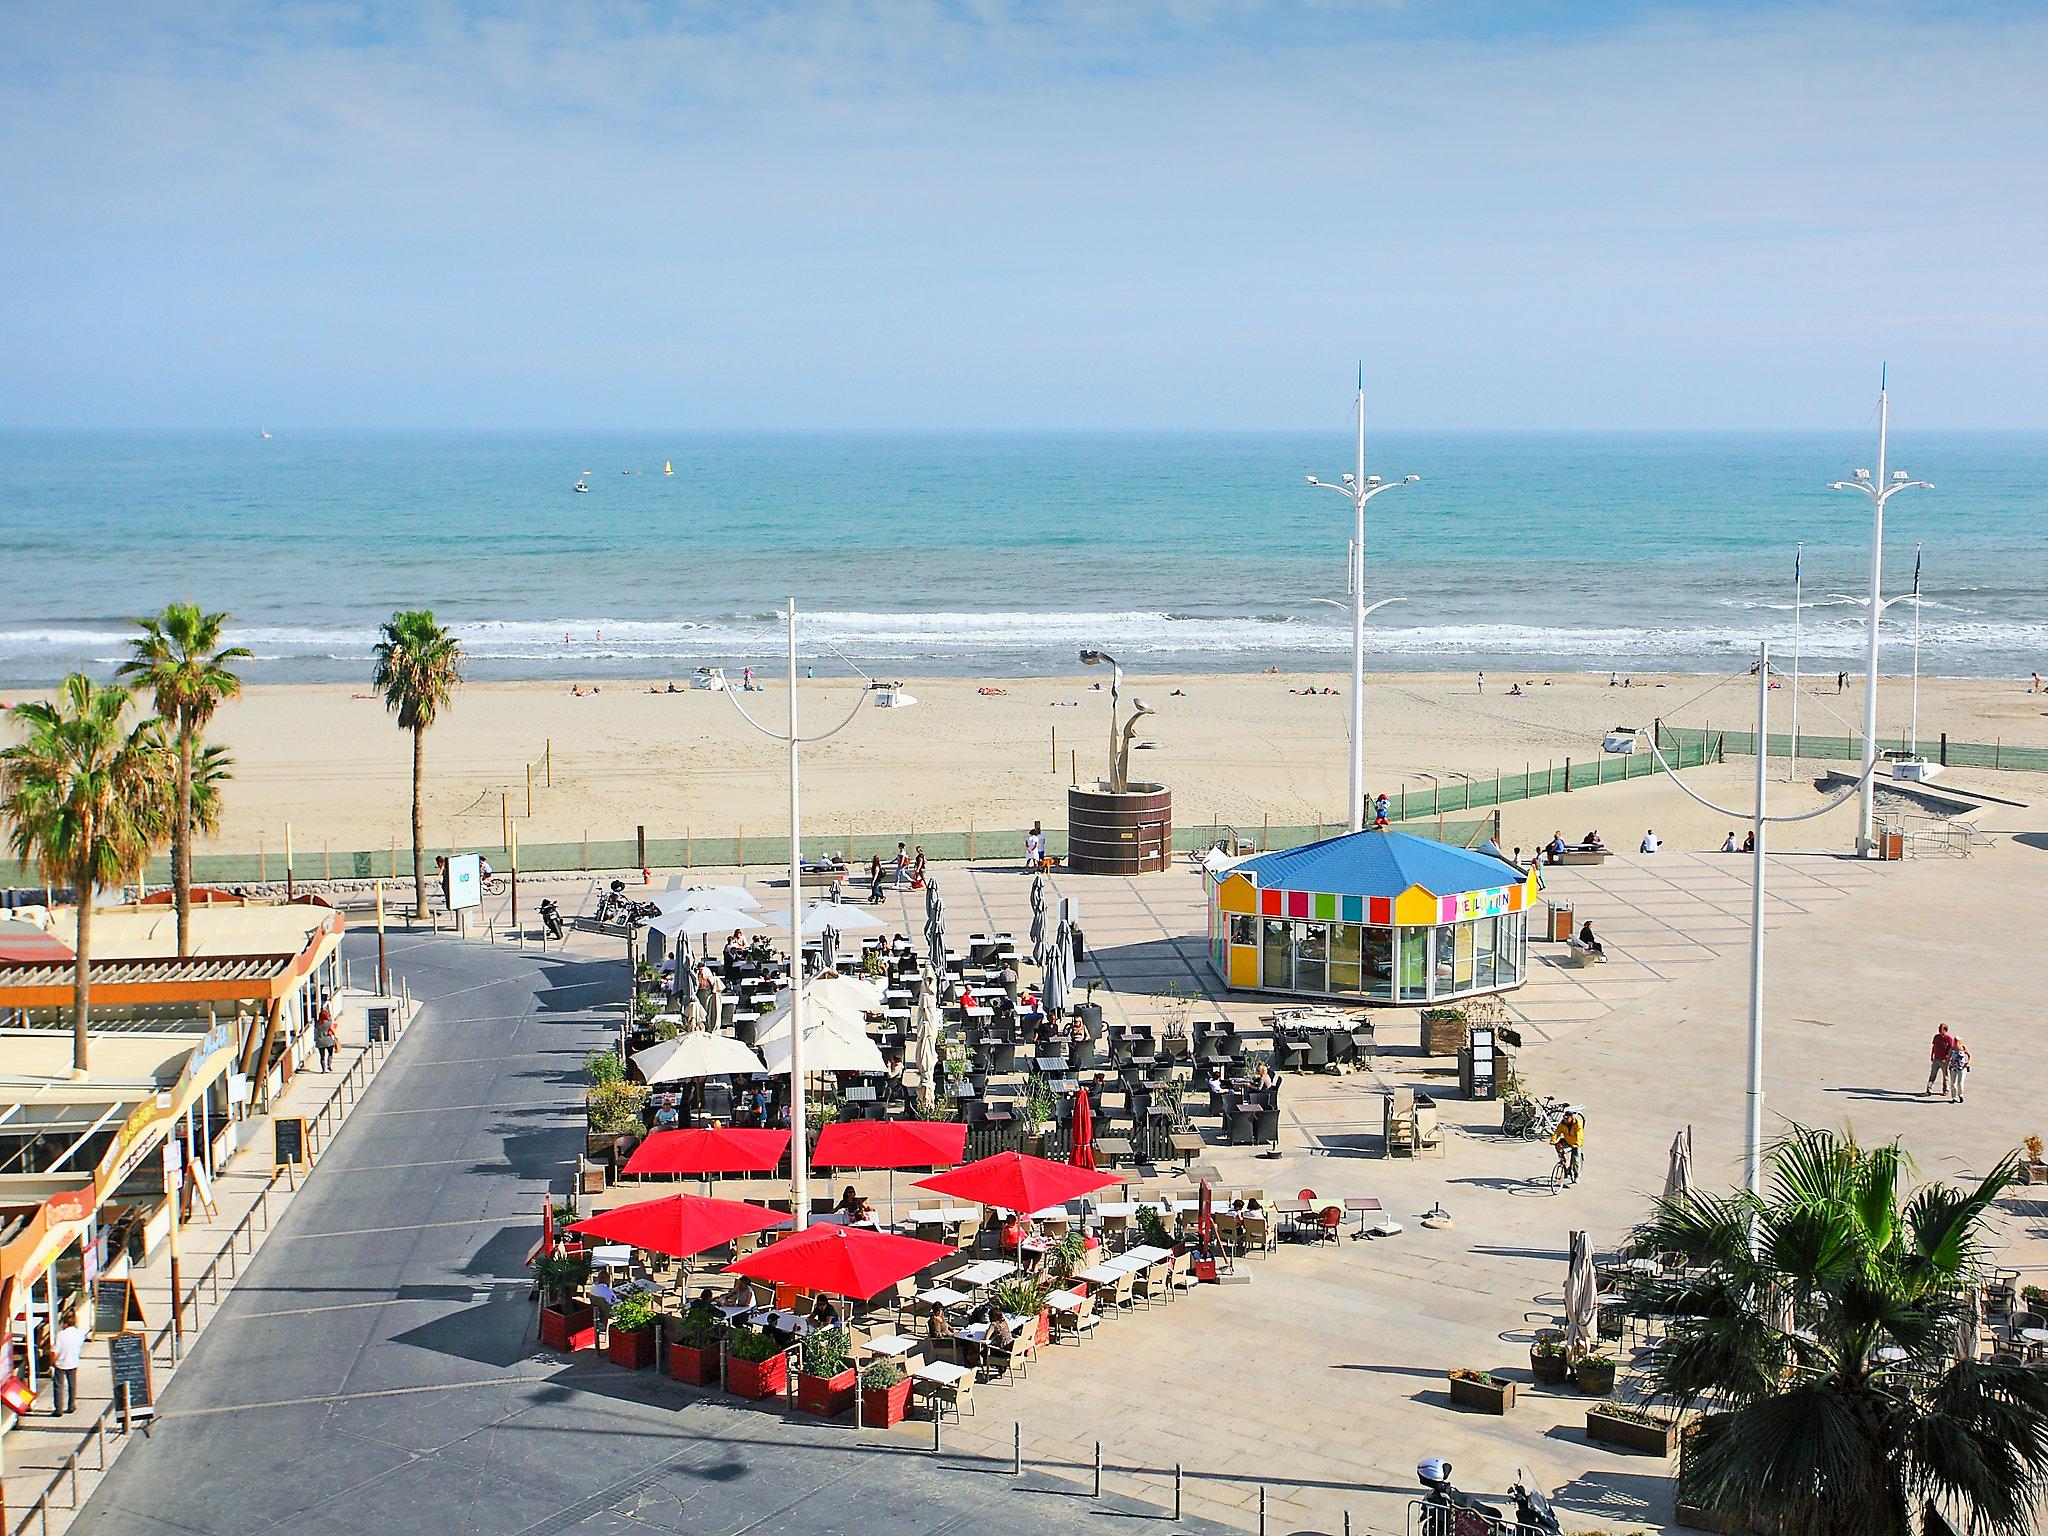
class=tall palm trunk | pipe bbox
[411,723,426,919]
[72,876,93,1076]
[175,718,193,957]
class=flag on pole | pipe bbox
[1793,547,1801,585]
[1912,545,1922,596]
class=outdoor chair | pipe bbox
[912,1359,976,1419]
[1272,1037,1307,1072]
[1315,1204,1344,1243]
[1240,1214,1275,1256]
[1302,1033,1330,1071]
[1229,1108,1257,1145]
[1349,1027,1375,1064]
[1253,1107,1281,1147]
[1212,1211,1241,1254]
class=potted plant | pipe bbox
[794,1326,856,1417]
[1575,1351,1617,1395]
[2022,1284,2048,1315]
[1586,1400,1680,1455]
[606,1292,662,1368]
[666,1304,723,1385]
[1045,1231,1086,1283]
[1023,1074,1056,1143]
[535,1252,595,1352]
[725,1325,789,1401]
[993,1276,1052,1348]
[586,1080,649,1160]
[2022,1135,2048,1185]
[1529,1330,1567,1383]
[860,1358,913,1428]
[1447,1368,1515,1414]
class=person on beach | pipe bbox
[315,1002,338,1072]
[893,842,909,888]
[1837,670,1848,693]
[1947,1038,1971,1102]
[867,854,886,904]
[1639,829,1661,853]
[1742,831,1755,853]
[1721,831,1738,853]
[1926,1023,1955,1095]
[1476,670,1484,694]
[1024,821,1045,871]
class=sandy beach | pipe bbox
[60,667,2039,865]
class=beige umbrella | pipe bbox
[759,1017,886,1075]
[913,977,942,1113]
[633,1031,767,1084]
[1663,1125,1695,1204]
[1563,1229,1598,1358]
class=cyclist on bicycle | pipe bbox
[1551,1109,1585,1186]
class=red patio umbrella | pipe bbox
[913,1149,1116,1214]
[811,1119,968,1170]
[624,1127,791,1178]
[1068,1090,1096,1171]
[567,1193,789,1260]
[724,1223,956,1302]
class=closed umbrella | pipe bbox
[1029,875,1048,967]
[819,923,839,976]
[633,1032,767,1084]
[924,877,946,983]
[1069,1088,1096,1170]
[913,978,942,1113]
[1044,918,1073,1017]
[1663,1126,1694,1204]
[1563,1229,1598,1359]
[1958,1284,1983,1363]
[567,1192,787,1260]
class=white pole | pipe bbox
[786,597,809,1229]
[1745,638,1769,1199]
[1787,545,1802,782]
[1348,372,1366,833]
[1909,543,1922,757]
[1856,382,1889,854]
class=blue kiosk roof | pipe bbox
[1228,830,1520,899]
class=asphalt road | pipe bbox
[79,930,1215,1536]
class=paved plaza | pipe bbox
[69,790,2048,1536]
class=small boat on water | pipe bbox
[260,428,271,439]
[574,480,590,493]
[663,460,673,476]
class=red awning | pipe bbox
[811,1119,968,1171]
[567,1193,788,1260]
[623,1128,791,1177]
[0,920,73,966]
[913,1149,1116,1213]
[724,1223,956,1302]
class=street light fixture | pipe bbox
[1827,372,1931,853]
[727,598,913,1228]
[1306,370,1420,833]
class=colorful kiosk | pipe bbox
[1208,829,1536,1004]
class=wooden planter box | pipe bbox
[1676,1502,1749,1534]
[666,1341,720,1386]
[796,1367,856,1418]
[861,1377,914,1428]
[1034,1309,1052,1349]
[1587,1407,1679,1455]
[539,1302,596,1353]
[2019,1162,2048,1186]
[1447,1373,1514,1414]
[1530,1348,1568,1384]
[727,1350,788,1401]
[607,1325,658,1369]
[1420,1011,1469,1057]
[1575,1361,1617,1396]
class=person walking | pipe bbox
[1023,821,1045,872]
[1925,1022,1955,1096]
[867,853,886,904]
[1476,670,1484,695]
[1947,1037,1971,1102]
[315,1002,339,1072]
[49,1308,84,1416]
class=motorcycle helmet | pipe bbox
[1417,1458,1452,1488]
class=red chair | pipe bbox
[1317,1204,1344,1244]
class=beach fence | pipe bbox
[1657,724,2048,775]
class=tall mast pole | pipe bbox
[1787,545,1802,782]
[1348,364,1367,833]
[1855,369,1889,854]
[786,597,809,1227]
[1745,640,1770,1198]
[1909,544,1923,757]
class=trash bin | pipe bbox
[1546,902,1575,942]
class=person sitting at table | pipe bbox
[926,1304,954,1340]
[1252,1062,1275,1092]
[986,1309,1014,1352]
[721,1276,757,1310]
[590,1277,619,1331]
[1000,1213,1031,1251]
[957,981,977,1012]
[1242,1195,1264,1214]
[653,1098,681,1131]
[1067,1013,1088,1044]
[694,1287,718,1309]
[809,1294,841,1329]
[723,931,747,967]
[999,960,1020,1001]
[836,1185,874,1223]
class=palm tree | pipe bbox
[1630,1126,2048,1536]
[119,603,250,956]
[1,676,172,1075]
[371,611,463,920]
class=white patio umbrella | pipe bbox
[1029,874,1048,967]
[759,1017,886,1075]
[659,880,761,908]
[770,975,885,1020]
[913,977,942,1113]
[1563,1229,1598,1358]
[787,902,886,939]
[633,1031,767,1083]
[1663,1126,1695,1204]
[646,904,763,940]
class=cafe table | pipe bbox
[954,1314,1032,1345]
[1122,1244,1174,1265]
[1074,1263,1124,1287]
[953,1259,1016,1288]
[863,1333,920,1359]
[916,1285,969,1309]
[1042,1290,1085,1314]
[906,1206,983,1228]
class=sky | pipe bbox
[1,1,2043,430]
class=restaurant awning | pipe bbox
[724,1223,955,1302]
[567,1193,787,1260]
[811,1119,966,1171]
[623,1127,790,1177]
[913,1150,1116,1213]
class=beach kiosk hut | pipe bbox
[1207,830,1536,1004]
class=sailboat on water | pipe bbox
[260,428,271,439]
[663,460,673,476]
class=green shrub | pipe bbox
[610,1292,661,1333]
[799,1326,851,1378]
[992,1277,1048,1317]
[1046,1231,1087,1280]
[587,1080,649,1134]
[728,1326,785,1363]
[534,1252,591,1305]
[585,1048,625,1087]
[861,1358,906,1391]
[672,1305,721,1348]
[651,1014,680,1042]
[1135,1204,1172,1249]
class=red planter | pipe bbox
[862,1377,914,1428]
[608,1325,658,1369]
[540,1302,596,1353]
[667,1341,720,1386]
[796,1367,857,1418]
[1034,1309,1052,1348]
[1193,1258,1219,1284]
[727,1350,788,1401]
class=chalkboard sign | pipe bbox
[366,1004,392,1043]
[274,1116,308,1168]
[109,1331,153,1411]
[94,1278,144,1335]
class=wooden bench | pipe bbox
[1554,846,1610,866]
[1566,938,1605,967]
[798,868,846,892]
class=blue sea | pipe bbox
[1,431,2043,685]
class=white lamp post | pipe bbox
[1828,374,1931,853]
[1306,371,1418,833]
[727,598,911,1228]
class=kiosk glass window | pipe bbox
[1361,927,1394,1000]
[1433,926,1457,995]
[1397,927,1429,1002]
[1473,916,1497,989]
[1329,923,1362,992]
[1293,922,1329,993]
[1262,919,1291,989]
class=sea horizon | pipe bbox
[5,427,2044,686]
